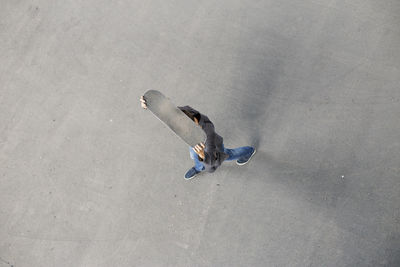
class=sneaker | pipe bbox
[236,148,257,166]
[184,167,200,180]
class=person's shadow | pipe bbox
[232,59,282,149]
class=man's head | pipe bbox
[179,106,201,125]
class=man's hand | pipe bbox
[194,143,206,160]
[140,96,147,109]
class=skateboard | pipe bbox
[143,90,206,147]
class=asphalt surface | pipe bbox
[1,0,400,266]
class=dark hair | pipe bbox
[181,109,201,122]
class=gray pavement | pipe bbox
[1,0,400,266]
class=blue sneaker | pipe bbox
[236,148,257,166]
[184,167,201,180]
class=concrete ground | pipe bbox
[1,0,399,266]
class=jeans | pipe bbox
[189,145,254,172]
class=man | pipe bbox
[140,96,256,180]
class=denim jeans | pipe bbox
[189,145,254,172]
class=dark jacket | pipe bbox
[179,106,228,173]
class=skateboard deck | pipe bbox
[143,90,206,147]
